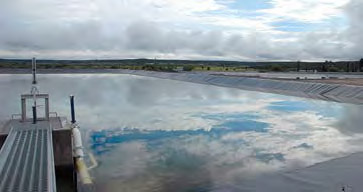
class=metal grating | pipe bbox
[0,121,56,192]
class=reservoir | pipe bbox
[0,74,362,192]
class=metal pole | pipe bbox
[32,57,37,85]
[21,97,26,121]
[32,106,37,124]
[70,95,76,124]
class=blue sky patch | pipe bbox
[225,0,273,10]
[271,20,316,32]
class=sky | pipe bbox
[0,0,362,61]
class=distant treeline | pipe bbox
[0,58,362,72]
[255,59,363,72]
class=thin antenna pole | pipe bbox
[30,57,39,123]
[32,57,37,84]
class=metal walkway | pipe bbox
[0,120,57,192]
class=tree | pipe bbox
[297,61,300,72]
[322,61,328,72]
[328,66,339,72]
[183,65,194,71]
[346,63,350,72]
[270,65,283,72]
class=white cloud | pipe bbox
[258,0,349,22]
[0,0,360,60]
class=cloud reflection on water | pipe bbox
[1,74,363,191]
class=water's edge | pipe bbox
[1,68,363,104]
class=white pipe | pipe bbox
[76,158,93,184]
[72,125,84,158]
[71,124,94,184]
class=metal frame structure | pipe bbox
[0,58,61,191]
[21,94,50,122]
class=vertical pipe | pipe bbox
[32,106,37,124]
[70,95,76,124]
[71,95,79,191]
[32,57,37,85]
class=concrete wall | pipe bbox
[52,129,73,166]
[52,128,75,192]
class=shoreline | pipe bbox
[1,68,363,105]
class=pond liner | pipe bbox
[121,70,363,105]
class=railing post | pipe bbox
[45,97,49,120]
[70,95,76,124]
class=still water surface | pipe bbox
[1,74,363,192]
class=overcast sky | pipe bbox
[0,0,362,61]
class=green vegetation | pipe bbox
[0,58,362,73]
[182,66,194,71]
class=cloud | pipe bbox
[0,0,361,60]
[344,0,363,57]
[258,0,349,23]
